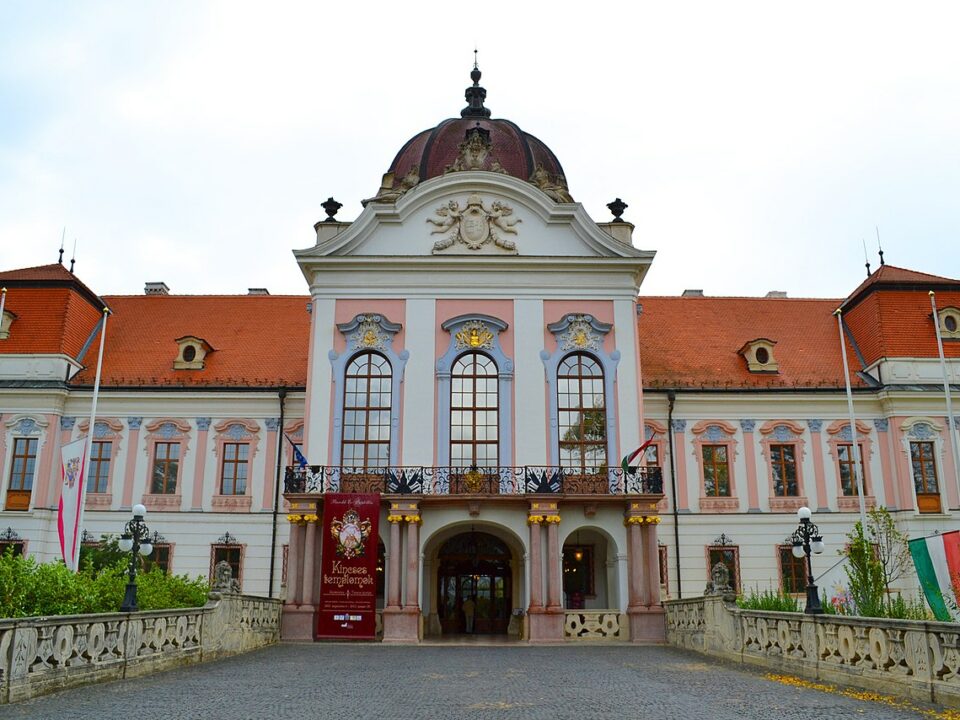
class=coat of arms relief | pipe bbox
[428,194,521,254]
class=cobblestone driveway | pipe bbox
[6,643,943,720]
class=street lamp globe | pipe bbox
[791,542,805,559]
[797,506,812,521]
[133,503,147,518]
[139,542,153,556]
[119,534,133,552]
[811,536,825,554]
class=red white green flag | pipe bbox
[909,531,960,622]
[621,436,656,474]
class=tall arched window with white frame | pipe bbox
[557,353,607,472]
[342,351,393,469]
[450,352,499,468]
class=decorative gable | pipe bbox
[174,336,214,370]
[738,338,779,373]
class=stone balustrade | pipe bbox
[665,594,960,708]
[564,611,625,640]
[0,591,282,704]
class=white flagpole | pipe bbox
[929,291,960,502]
[835,309,868,528]
[0,287,7,333]
[74,306,110,570]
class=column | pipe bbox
[121,417,142,510]
[306,298,336,464]
[741,420,761,512]
[404,517,420,610]
[191,418,211,510]
[873,419,898,510]
[302,517,317,605]
[401,298,436,466]
[643,522,662,606]
[807,420,829,511]
[286,520,303,606]
[626,519,645,608]
[386,516,402,609]
[514,298,547,464]
[672,420,690,511]
[527,517,543,610]
[261,418,280,511]
[545,518,561,610]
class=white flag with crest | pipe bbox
[58,438,87,571]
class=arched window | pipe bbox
[451,353,499,467]
[558,353,607,471]
[342,352,392,469]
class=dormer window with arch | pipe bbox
[738,338,779,373]
[174,336,213,370]
[937,307,960,340]
[0,308,16,340]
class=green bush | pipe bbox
[0,549,209,619]
[737,587,802,612]
[844,521,886,618]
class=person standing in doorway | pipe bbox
[463,594,476,634]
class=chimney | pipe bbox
[682,289,704,297]
[144,282,170,295]
[247,288,270,295]
[765,291,788,298]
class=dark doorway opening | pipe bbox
[437,531,511,634]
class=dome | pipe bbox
[362,65,573,206]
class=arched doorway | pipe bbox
[437,531,512,634]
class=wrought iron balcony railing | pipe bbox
[283,465,663,496]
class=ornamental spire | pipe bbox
[461,51,491,119]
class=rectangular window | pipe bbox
[9,437,38,491]
[778,546,807,594]
[144,544,172,574]
[211,545,243,588]
[220,442,249,495]
[645,445,659,467]
[770,444,798,497]
[151,442,180,494]
[707,546,740,593]
[837,443,864,496]
[88,441,112,494]
[911,441,941,513]
[702,445,730,497]
[0,541,25,557]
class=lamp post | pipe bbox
[791,506,825,614]
[118,503,154,612]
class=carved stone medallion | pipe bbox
[428,194,521,253]
[454,320,494,350]
[557,315,601,352]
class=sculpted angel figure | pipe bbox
[427,199,462,251]
[529,163,573,203]
[488,200,521,250]
[361,165,421,206]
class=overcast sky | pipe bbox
[2,1,958,299]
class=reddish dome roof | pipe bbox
[364,66,572,205]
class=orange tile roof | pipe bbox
[70,295,311,388]
[841,264,960,311]
[637,296,867,389]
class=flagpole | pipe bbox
[930,292,960,503]
[835,309,868,529]
[74,307,110,570]
[0,287,7,333]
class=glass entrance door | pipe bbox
[436,531,511,635]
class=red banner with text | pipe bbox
[317,493,381,639]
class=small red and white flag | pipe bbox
[58,438,88,571]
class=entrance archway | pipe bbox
[436,531,512,635]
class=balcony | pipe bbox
[283,465,663,496]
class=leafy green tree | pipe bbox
[843,521,886,617]
[864,506,910,611]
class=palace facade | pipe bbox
[1,67,958,642]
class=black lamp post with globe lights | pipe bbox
[791,506,825,614]
[118,503,154,612]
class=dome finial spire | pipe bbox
[462,50,491,118]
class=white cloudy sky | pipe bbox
[2,1,958,298]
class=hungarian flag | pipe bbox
[58,438,88,571]
[621,435,656,474]
[909,531,960,622]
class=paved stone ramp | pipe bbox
[6,644,941,719]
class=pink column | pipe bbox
[943,417,960,510]
[121,417,142,509]
[261,419,279,511]
[545,519,561,610]
[404,519,420,610]
[41,416,72,509]
[672,421,690,511]
[302,519,317,605]
[286,521,303,606]
[741,421,760,511]
[387,518,402,609]
[874,419,898,510]
[528,519,543,610]
[808,420,829,511]
[628,521,646,607]
[191,418,210,510]
[643,523,661,606]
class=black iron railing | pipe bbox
[283,465,663,496]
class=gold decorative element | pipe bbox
[428,195,521,253]
[286,514,303,523]
[463,466,485,492]
[302,514,319,523]
[647,515,662,524]
[387,514,404,524]
[362,165,420,206]
[624,515,661,526]
[403,514,421,524]
[558,315,601,352]
[455,320,495,351]
[543,515,562,524]
[348,315,389,351]
[529,163,573,203]
[527,515,544,525]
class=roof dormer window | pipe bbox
[738,338,779,373]
[938,307,960,340]
[174,336,213,370]
[0,309,16,340]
